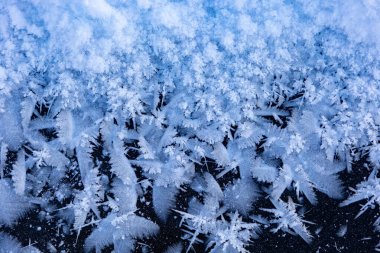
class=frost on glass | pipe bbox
[0,0,380,252]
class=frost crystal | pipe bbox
[1,0,380,252]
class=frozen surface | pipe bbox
[0,0,380,252]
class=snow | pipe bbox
[0,0,380,252]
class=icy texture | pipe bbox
[0,0,380,252]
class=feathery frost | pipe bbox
[1,0,380,251]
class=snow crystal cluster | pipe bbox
[0,0,380,252]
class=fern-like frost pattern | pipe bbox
[1,0,380,252]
